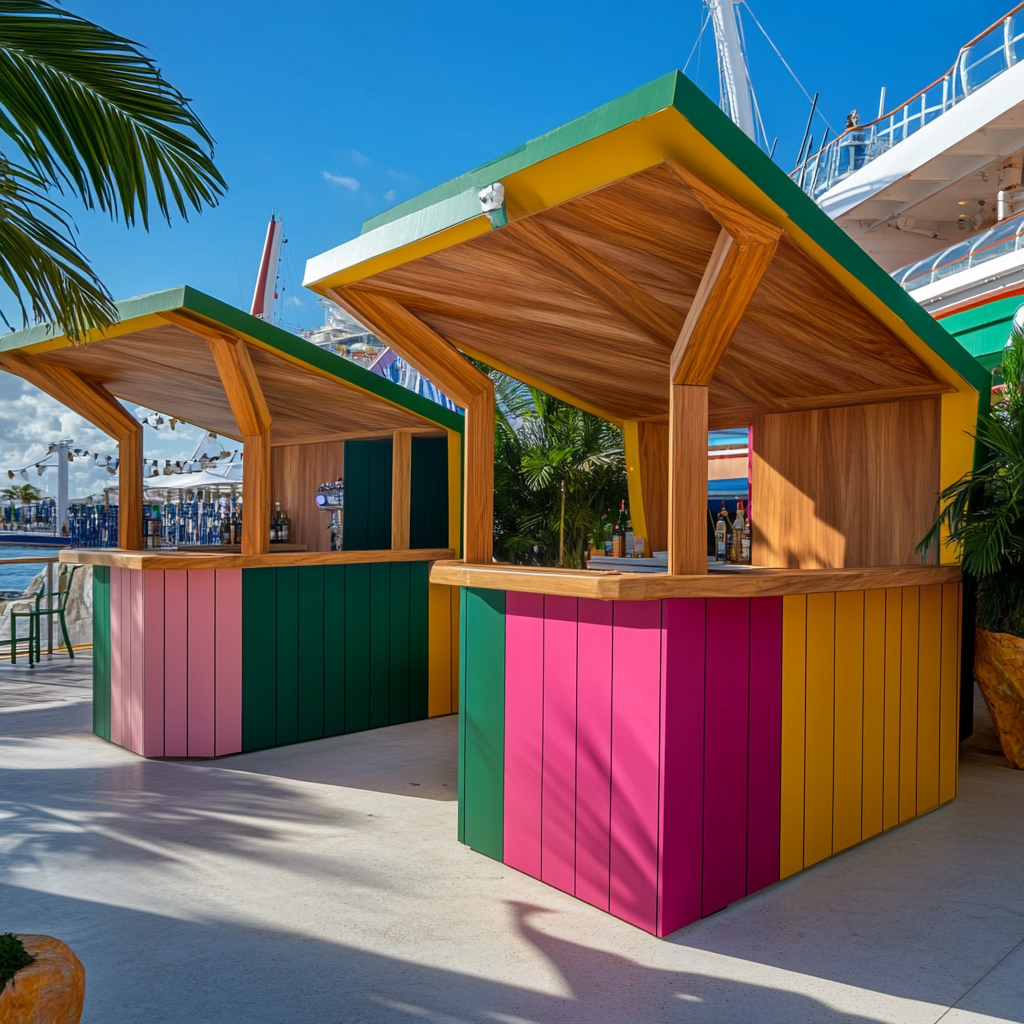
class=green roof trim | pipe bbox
[0,285,464,434]
[940,295,1021,372]
[321,70,989,398]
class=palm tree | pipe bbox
[489,369,627,568]
[0,1,225,341]
[1,482,42,504]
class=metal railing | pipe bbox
[0,555,62,658]
[793,3,1024,200]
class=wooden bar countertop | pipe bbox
[428,559,961,599]
[60,547,455,571]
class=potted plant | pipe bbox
[921,328,1024,768]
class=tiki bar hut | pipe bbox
[0,287,462,758]
[303,72,990,936]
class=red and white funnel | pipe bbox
[251,213,283,320]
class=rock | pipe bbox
[0,935,85,1024]
[974,628,1024,769]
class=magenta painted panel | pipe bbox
[109,566,123,746]
[747,596,783,895]
[163,570,189,757]
[142,571,166,758]
[609,599,663,933]
[541,595,578,895]
[575,598,613,911]
[214,569,243,756]
[658,598,706,936]
[503,591,544,879]
[702,597,751,916]
[187,570,216,757]
[128,570,145,755]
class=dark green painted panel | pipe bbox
[92,565,110,740]
[275,567,299,745]
[342,441,369,551]
[408,560,429,721]
[344,563,371,731]
[367,440,393,550]
[460,587,505,860]
[410,436,449,550]
[369,561,391,728]
[388,562,410,724]
[323,564,346,736]
[297,565,325,742]
[242,568,278,751]
[457,587,468,844]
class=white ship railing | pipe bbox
[891,211,1024,292]
[793,3,1024,199]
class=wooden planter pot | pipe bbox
[974,628,1024,769]
[0,935,84,1024]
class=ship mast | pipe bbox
[251,212,283,321]
[708,0,756,140]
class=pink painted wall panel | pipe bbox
[541,595,578,896]
[214,569,243,756]
[142,571,165,758]
[109,567,123,747]
[187,570,216,757]
[747,596,783,895]
[128,570,145,755]
[575,598,613,911]
[702,598,751,916]
[120,569,133,750]
[163,570,189,757]
[659,598,706,936]
[609,599,663,933]
[503,591,545,879]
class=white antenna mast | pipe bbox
[708,0,756,140]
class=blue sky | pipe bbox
[0,0,1013,495]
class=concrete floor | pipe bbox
[1,653,1022,1024]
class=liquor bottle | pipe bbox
[707,507,716,557]
[740,505,752,564]
[715,502,728,561]
[271,502,281,543]
[235,500,242,545]
[622,501,634,557]
[220,507,231,545]
[729,501,745,564]
[279,508,290,544]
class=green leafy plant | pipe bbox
[0,0,225,340]
[919,326,1024,636]
[0,933,34,992]
[1,483,42,503]
[488,368,627,568]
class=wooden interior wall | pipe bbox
[751,398,941,569]
[638,422,668,553]
[271,441,346,552]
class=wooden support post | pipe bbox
[0,354,145,549]
[391,429,412,550]
[623,420,669,554]
[333,287,495,563]
[206,335,272,555]
[668,385,709,575]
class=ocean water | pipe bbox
[0,546,59,595]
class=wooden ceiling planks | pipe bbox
[340,161,949,427]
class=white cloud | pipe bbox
[384,189,398,203]
[284,295,304,307]
[322,171,360,191]
[351,150,370,167]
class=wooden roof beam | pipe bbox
[333,287,492,563]
[512,216,682,350]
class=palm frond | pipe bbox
[0,0,225,228]
[0,155,116,337]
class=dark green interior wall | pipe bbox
[458,587,506,860]
[241,561,430,752]
[92,565,111,740]
[342,439,393,551]
[410,436,449,549]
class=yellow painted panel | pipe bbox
[917,585,943,813]
[939,391,983,563]
[427,583,453,716]
[804,592,835,868]
[900,587,921,822]
[883,588,903,830]
[622,421,649,550]
[780,594,807,879]
[450,585,461,713]
[833,590,864,855]
[939,583,961,804]
[862,589,886,840]
[447,429,463,555]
